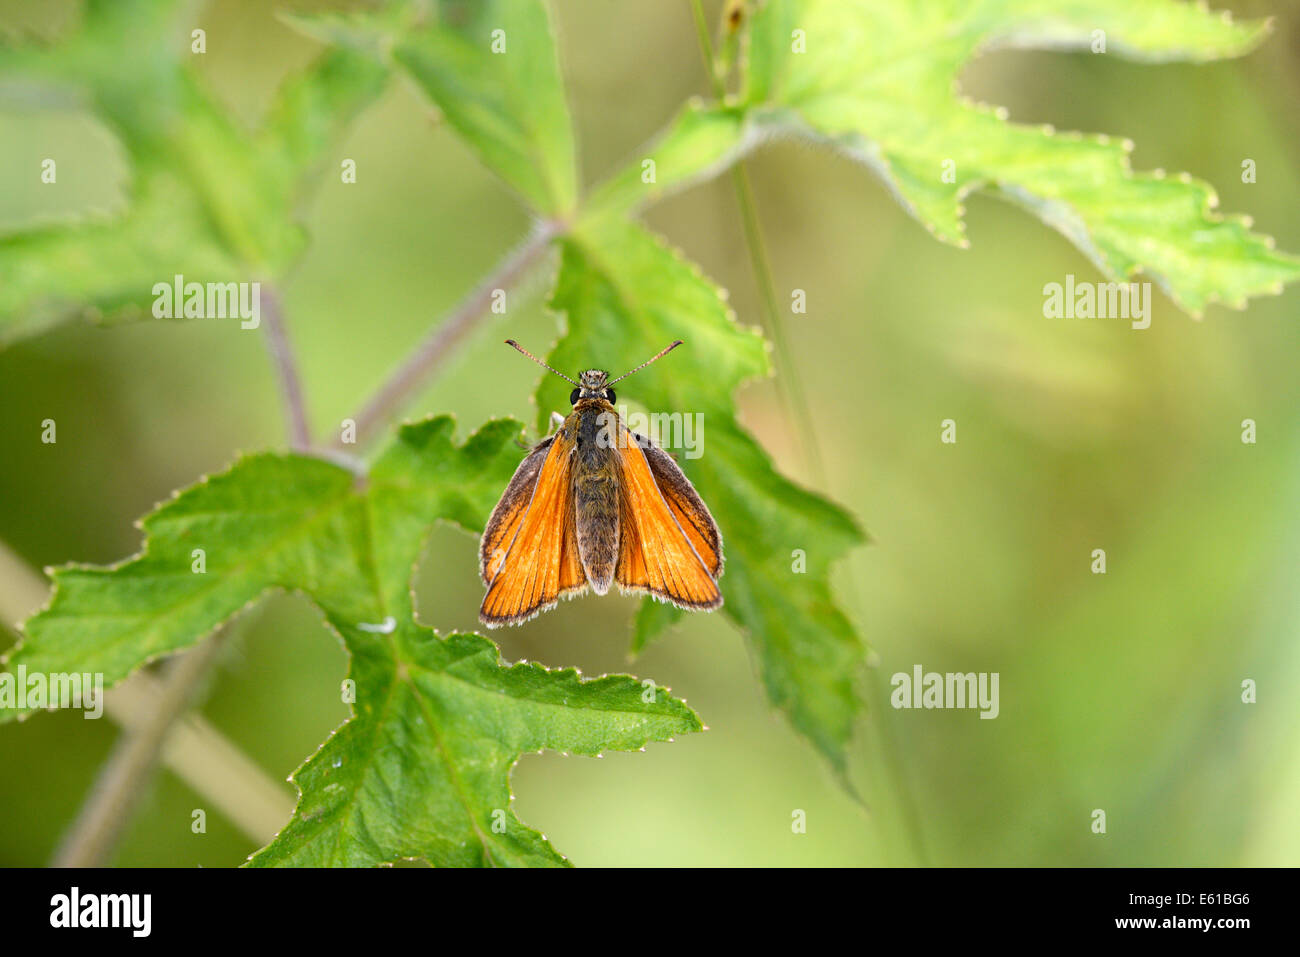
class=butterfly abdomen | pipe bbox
[573,403,620,593]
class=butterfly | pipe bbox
[479,340,723,627]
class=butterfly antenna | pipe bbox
[607,340,684,386]
[504,339,579,386]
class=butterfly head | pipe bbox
[571,370,614,406]
[504,338,683,409]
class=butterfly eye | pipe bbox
[569,387,581,405]
[605,389,616,405]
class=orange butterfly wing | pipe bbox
[614,425,722,609]
[638,438,723,578]
[480,435,553,585]
[480,431,586,626]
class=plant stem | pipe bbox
[689,0,826,484]
[46,281,308,867]
[689,0,725,95]
[45,211,563,858]
[47,283,311,865]
[52,633,231,867]
[687,0,928,865]
[44,283,311,865]
[337,219,562,450]
[19,221,563,867]
[0,539,294,858]
[727,163,829,483]
[260,285,313,451]
[110,663,295,851]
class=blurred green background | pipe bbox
[1,0,1298,866]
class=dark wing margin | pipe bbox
[614,425,722,610]
[481,433,587,626]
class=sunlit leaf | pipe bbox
[0,0,388,343]
[542,218,867,775]
[1,416,701,865]
[248,625,700,867]
[736,0,1300,313]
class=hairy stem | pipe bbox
[260,285,313,451]
[15,223,563,867]
[52,633,230,867]
[338,219,562,450]
[49,280,309,865]
[41,283,313,866]
[0,541,293,861]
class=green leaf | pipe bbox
[735,0,1300,314]
[0,166,252,345]
[631,599,684,658]
[247,625,700,867]
[254,46,391,222]
[541,217,867,775]
[0,0,388,343]
[2,416,701,865]
[556,0,1300,771]
[2,416,512,704]
[381,0,579,215]
[582,101,758,222]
